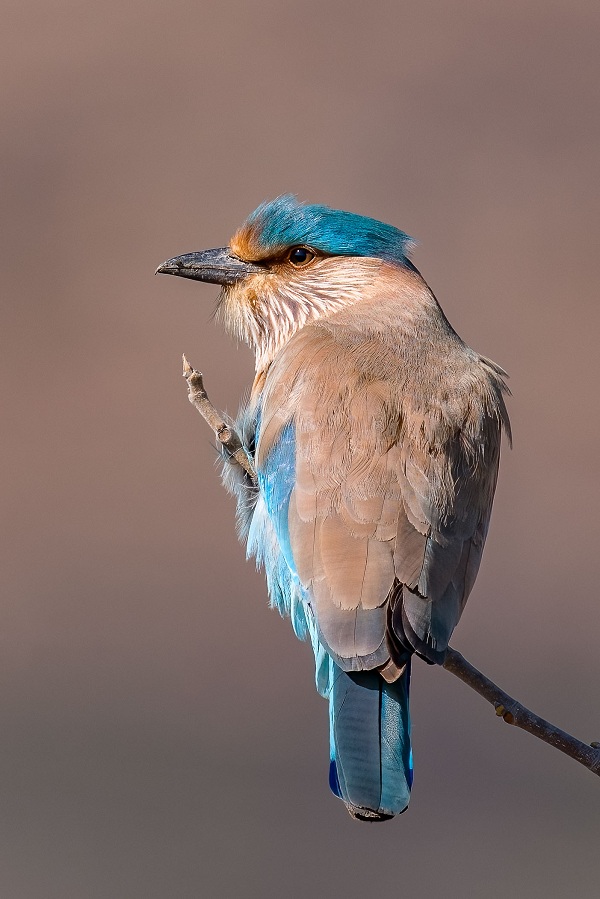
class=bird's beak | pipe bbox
[155,247,266,286]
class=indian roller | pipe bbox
[157,196,510,822]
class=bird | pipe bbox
[157,195,510,822]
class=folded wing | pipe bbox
[256,314,508,670]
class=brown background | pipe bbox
[2,1,599,896]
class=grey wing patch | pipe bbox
[390,413,503,664]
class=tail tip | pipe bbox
[345,803,398,822]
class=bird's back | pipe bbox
[254,266,509,671]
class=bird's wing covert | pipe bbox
[256,323,505,668]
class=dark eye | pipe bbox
[288,246,315,267]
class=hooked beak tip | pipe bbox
[155,259,179,276]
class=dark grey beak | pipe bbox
[155,247,266,286]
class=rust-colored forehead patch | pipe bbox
[230,222,280,262]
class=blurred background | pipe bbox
[2,1,599,896]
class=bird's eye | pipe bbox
[288,247,315,267]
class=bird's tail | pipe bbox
[328,661,413,821]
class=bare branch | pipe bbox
[182,355,257,483]
[443,648,600,776]
[182,356,600,779]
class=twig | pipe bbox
[182,355,257,483]
[182,355,600,779]
[443,648,600,776]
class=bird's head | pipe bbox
[157,195,415,372]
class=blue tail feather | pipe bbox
[328,661,412,819]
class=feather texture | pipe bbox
[329,661,412,819]
[254,265,508,672]
[208,198,510,818]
